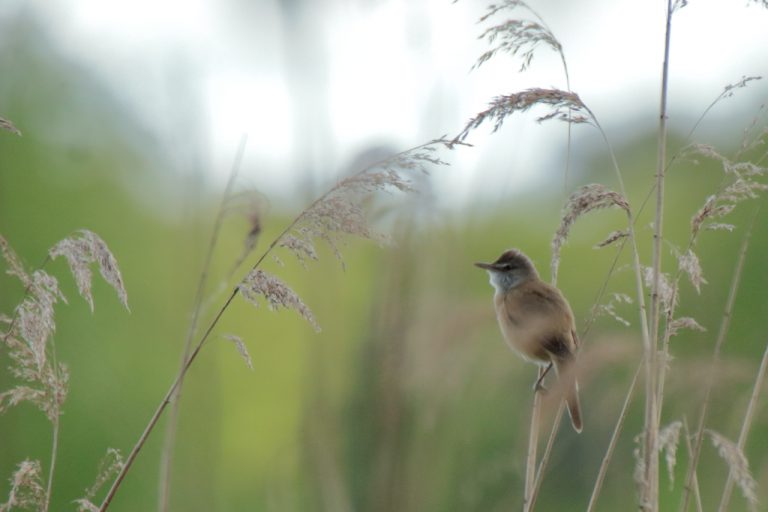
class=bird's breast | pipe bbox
[493,292,551,365]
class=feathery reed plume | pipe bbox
[2,232,128,512]
[1,237,67,422]
[471,0,568,74]
[594,229,628,249]
[686,144,767,237]
[49,230,130,312]
[593,293,633,327]
[223,335,253,371]
[0,461,44,512]
[239,269,320,332]
[676,249,706,294]
[658,421,683,490]
[74,449,125,512]
[642,266,676,315]
[454,88,589,143]
[551,184,630,283]
[270,140,449,269]
[0,115,21,136]
[474,19,560,72]
[96,138,455,511]
[666,317,705,338]
[718,342,768,511]
[706,430,758,511]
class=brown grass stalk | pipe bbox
[97,139,451,510]
[679,213,754,512]
[157,134,248,512]
[717,340,768,512]
[586,361,643,512]
[642,2,675,508]
[523,375,545,512]
[525,402,565,511]
[680,418,704,512]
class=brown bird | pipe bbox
[475,248,583,433]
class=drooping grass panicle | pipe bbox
[676,249,707,294]
[223,334,253,371]
[633,433,647,494]
[474,19,561,72]
[0,115,21,136]
[1,239,69,421]
[666,317,705,338]
[278,235,318,268]
[239,269,320,333]
[454,88,591,143]
[551,183,630,282]
[49,230,129,312]
[0,460,45,512]
[658,421,683,490]
[594,229,628,249]
[706,430,758,511]
[275,139,451,269]
[642,266,676,315]
[0,235,32,288]
[74,449,125,512]
[593,292,633,327]
[719,342,768,512]
[684,142,767,237]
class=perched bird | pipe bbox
[475,248,583,433]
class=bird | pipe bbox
[475,248,583,433]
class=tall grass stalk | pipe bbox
[679,213,755,512]
[523,372,544,512]
[644,2,674,508]
[96,139,451,510]
[718,341,768,511]
[680,418,704,512]
[157,134,249,512]
[586,361,643,512]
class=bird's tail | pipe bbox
[554,360,583,433]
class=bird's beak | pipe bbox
[474,261,495,270]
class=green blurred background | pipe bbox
[2,2,768,511]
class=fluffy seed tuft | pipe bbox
[75,448,124,512]
[49,230,129,311]
[659,421,683,490]
[454,88,590,143]
[0,460,45,512]
[0,116,21,136]
[239,269,320,332]
[551,184,630,282]
[223,334,254,371]
[677,249,707,294]
[706,430,758,511]
[667,317,706,338]
[594,229,629,249]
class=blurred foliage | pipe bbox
[2,7,768,512]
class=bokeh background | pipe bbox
[2,0,768,510]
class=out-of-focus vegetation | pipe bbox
[2,4,768,512]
